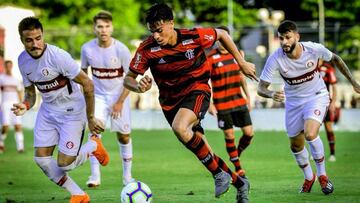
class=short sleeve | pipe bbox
[315,43,333,62]
[18,54,32,87]
[55,48,81,79]
[260,54,279,83]
[119,43,132,74]
[80,45,89,70]
[129,48,148,75]
[196,27,217,49]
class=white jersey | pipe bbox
[0,73,22,103]
[18,44,85,114]
[81,38,131,96]
[260,41,332,104]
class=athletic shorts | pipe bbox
[217,105,252,130]
[163,91,210,126]
[34,106,86,156]
[285,94,329,137]
[1,102,22,126]
[95,94,131,134]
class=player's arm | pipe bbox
[215,28,257,81]
[239,72,252,111]
[124,71,152,93]
[111,87,130,119]
[11,85,36,116]
[330,54,360,93]
[257,79,285,102]
[73,71,104,134]
[329,82,337,114]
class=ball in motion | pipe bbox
[121,181,153,203]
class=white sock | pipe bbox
[88,133,100,179]
[0,133,7,146]
[293,147,314,180]
[307,136,326,177]
[34,156,83,195]
[15,132,24,151]
[119,138,133,181]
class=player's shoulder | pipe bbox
[113,39,130,51]
[302,41,324,52]
[81,39,97,50]
[137,37,158,51]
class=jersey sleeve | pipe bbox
[119,43,132,74]
[314,42,333,61]
[129,47,148,75]
[196,27,217,49]
[55,48,81,79]
[260,54,279,83]
[17,54,32,87]
[80,45,89,70]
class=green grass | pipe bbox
[0,129,359,203]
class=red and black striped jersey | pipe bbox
[208,50,247,113]
[129,28,217,111]
[319,62,336,91]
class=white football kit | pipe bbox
[260,42,332,137]
[0,74,23,125]
[18,44,86,156]
[81,38,132,134]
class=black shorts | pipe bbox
[162,91,210,126]
[217,105,252,130]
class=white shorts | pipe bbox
[285,94,329,137]
[34,106,86,156]
[95,94,131,134]
[1,102,22,126]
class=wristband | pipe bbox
[23,101,30,110]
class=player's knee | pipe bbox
[304,132,318,141]
[290,144,304,153]
[117,133,130,144]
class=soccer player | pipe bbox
[12,17,109,203]
[319,60,337,162]
[207,26,254,177]
[0,60,24,153]
[124,3,257,203]
[257,20,360,195]
[81,10,134,187]
[309,60,340,163]
[0,60,25,153]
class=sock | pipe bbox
[326,131,335,155]
[292,148,314,180]
[213,154,245,188]
[0,133,7,147]
[88,133,100,179]
[225,138,241,172]
[307,136,326,177]
[185,133,222,176]
[15,132,24,151]
[34,156,84,195]
[119,138,133,181]
[237,134,253,156]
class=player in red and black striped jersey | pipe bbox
[124,3,256,202]
[207,26,254,177]
[319,60,338,162]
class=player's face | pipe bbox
[94,19,113,43]
[21,28,45,58]
[4,62,12,74]
[147,20,175,46]
[278,31,299,53]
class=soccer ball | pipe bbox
[121,181,153,203]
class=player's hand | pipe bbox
[208,103,217,116]
[111,102,123,119]
[137,75,152,93]
[271,91,285,102]
[88,118,105,135]
[11,103,27,116]
[241,61,258,82]
[329,102,336,115]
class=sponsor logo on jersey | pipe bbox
[182,39,194,46]
[281,68,319,85]
[204,34,214,41]
[37,80,60,91]
[91,67,124,79]
[212,54,221,59]
[133,53,142,69]
[150,46,162,52]
[185,49,195,60]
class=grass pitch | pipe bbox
[0,129,359,202]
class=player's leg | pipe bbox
[86,95,108,187]
[234,107,254,158]
[112,98,134,185]
[324,121,336,161]
[304,96,333,195]
[286,102,315,193]
[13,114,24,153]
[0,106,10,153]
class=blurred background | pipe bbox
[0,0,359,130]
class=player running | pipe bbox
[257,20,360,195]
[12,17,109,203]
[81,10,134,187]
